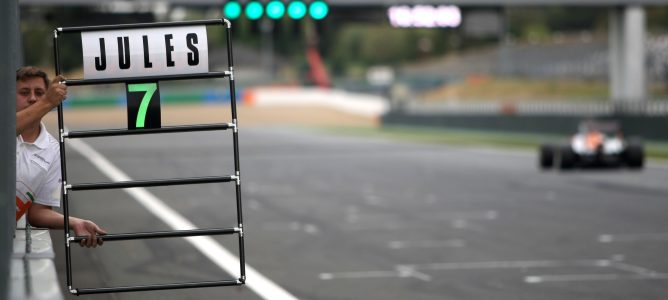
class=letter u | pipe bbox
[118,36,131,69]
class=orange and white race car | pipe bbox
[539,121,644,170]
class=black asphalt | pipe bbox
[51,127,668,300]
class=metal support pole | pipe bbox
[0,0,20,297]
[609,6,646,103]
[622,6,646,102]
[225,21,246,282]
[609,7,624,101]
[53,29,76,290]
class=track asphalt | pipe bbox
[47,115,668,300]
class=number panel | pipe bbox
[126,82,161,129]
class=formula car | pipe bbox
[539,121,644,170]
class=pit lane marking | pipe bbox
[407,259,609,270]
[387,239,466,249]
[319,258,612,282]
[320,266,432,281]
[612,261,661,275]
[341,210,497,231]
[321,258,667,284]
[598,232,668,243]
[525,259,665,283]
[261,221,320,234]
[525,273,668,283]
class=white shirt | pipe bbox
[16,123,62,208]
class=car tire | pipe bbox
[625,140,644,169]
[559,146,576,170]
[539,144,555,169]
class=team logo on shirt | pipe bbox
[32,153,51,170]
[16,181,34,221]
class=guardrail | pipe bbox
[399,100,668,116]
[384,101,668,140]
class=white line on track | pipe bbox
[598,233,668,243]
[611,261,660,275]
[387,239,466,249]
[319,259,612,282]
[68,138,299,300]
[523,259,667,283]
[261,222,320,234]
[424,210,499,221]
[406,259,610,271]
[320,270,402,280]
[320,266,432,282]
[341,210,497,231]
[525,273,668,283]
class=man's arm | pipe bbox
[16,75,67,136]
[16,100,55,136]
[27,203,107,248]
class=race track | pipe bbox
[50,125,668,300]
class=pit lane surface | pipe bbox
[52,126,668,300]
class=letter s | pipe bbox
[186,33,199,66]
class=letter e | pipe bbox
[165,34,175,67]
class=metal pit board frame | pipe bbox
[52,19,245,295]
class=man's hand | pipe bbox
[70,217,107,248]
[44,75,67,107]
[27,204,107,248]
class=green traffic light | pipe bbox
[266,1,286,19]
[287,1,307,20]
[223,1,242,20]
[245,1,264,20]
[309,1,329,20]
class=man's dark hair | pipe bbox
[16,66,49,88]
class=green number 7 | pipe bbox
[128,83,158,128]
